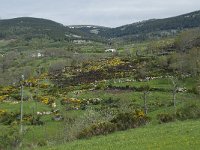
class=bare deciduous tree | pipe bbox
[170,77,180,114]
[141,85,150,114]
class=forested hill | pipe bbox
[98,10,200,39]
[0,17,103,41]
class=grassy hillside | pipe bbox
[39,120,200,150]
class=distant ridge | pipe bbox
[0,10,200,41]
[98,10,200,40]
[0,17,104,41]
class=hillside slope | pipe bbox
[0,17,104,42]
[99,10,200,40]
[39,120,200,150]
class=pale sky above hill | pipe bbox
[0,0,199,27]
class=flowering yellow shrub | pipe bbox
[106,57,125,67]
[136,110,145,118]
[84,57,125,72]
[62,98,81,104]
[87,65,102,71]
[24,78,38,87]
[39,73,48,79]
[0,86,15,95]
[0,95,8,102]
[41,97,49,104]
[0,109,7,117]
[38,96,55,105]
[39,83,49,89]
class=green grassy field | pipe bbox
[0,80,199,149]
[38,119,200,150]
[0,39,199,149]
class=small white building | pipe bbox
[32,52,44,58]
[73,40,87,44]
[105,49,117,53]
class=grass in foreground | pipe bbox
[39,120,200,150]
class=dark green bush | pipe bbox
[37,140,47,147]
[189,86,200,95]
[176,103,200,120]
[111,111,150,130]
[102,97,119,108]
[0,112,42,126]
[78,122,117,138]
[0,126,23,150]
[10,93,21,101]
[157,113,176,124]
[30,116,44,125]
[0,112,19,125]
[158,103,200,123]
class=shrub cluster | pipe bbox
[78,110,150,139]
[78,122,117,138]
[61,97,103,111]
[0,112,18,125]
[0,126,23,150]
[157,103,200,123]
[157,113,176,124]
[0,111,44,125]
[111,110,150,130]
[176,103,200,120]
[37,96,55,105]
[188,86,200,95]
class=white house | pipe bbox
[32,52,44,58]
[105,49,117,53]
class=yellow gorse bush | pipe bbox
[39,83,50,89]
[0,95,8,102]
[41,97,49,104]
[137,111,145,118]
[38,96,55,105]
[84,57,125,72]
[0,86,16,95]
[0,109,7,116]
[39,73,48,79]
[106,57,125,67]
[63,98,81,104]
[24,78,38,87]
[87,65,102,71]
[135,109,145,118]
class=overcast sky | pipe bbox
[0,0,199,27]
